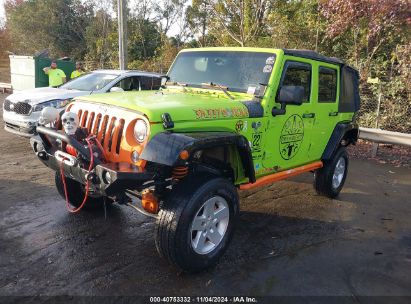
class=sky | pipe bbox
[0,0,5,27]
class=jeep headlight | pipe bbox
[133,120,147,143]
[32,99,70,112]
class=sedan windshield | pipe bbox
[167,51,275,92]
[61,73,119,91]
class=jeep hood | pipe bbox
[76,90,251,122]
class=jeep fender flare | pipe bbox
[140,131,256,183]
[322,122,359,161]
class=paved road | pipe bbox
[0,93,410,300]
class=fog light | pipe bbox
[131,150,139,163]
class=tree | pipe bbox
[153,0,187,36]
[128,18,161,59]
[84,9,117,68]
[186,0,211,46]
[5,0,94,58]
[205,0,269,47]
[320,0,410,75]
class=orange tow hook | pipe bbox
[141,189,159,214]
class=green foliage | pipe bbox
[128,19,161,59]
[5,0,94,58]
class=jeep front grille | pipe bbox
[77,109,125,156]
[68,101,149,164]
[3,99,32,115]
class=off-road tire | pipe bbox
[155,174,239,273]
[55,172,107,211]
[314,147,348,198]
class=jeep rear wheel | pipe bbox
[314,147,348,198]
[55,172,108,211]
[155,174,239,273]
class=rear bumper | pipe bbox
[30,127,154,196]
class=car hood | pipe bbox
[7,87,90,105]
[75,89,251,123]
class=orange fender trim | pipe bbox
[239,161,323,190]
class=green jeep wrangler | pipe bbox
[30,47,360,272]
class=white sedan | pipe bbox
[2,70,161,137]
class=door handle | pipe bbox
[302,113,315,118]
[329,111,338,116]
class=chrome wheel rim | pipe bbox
[190,196,230,255]
[332,157,346,189]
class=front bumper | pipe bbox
[30,127,154,196]
[3,110,40,137]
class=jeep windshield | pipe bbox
[60,72,119,91]
[167,51,275,93]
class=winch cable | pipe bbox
[60,136,95,213]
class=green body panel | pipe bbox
[78,89,251,124]
[73,47,356,184]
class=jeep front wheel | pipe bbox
[155,174,239,272]
[314,147,348,198]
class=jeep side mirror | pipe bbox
[272,85,305,116]
[277,85,305,105]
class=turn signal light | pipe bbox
[141,189,159,214]
[179,150,189,160]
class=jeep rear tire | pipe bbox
[155,174,239,273]
[314,147,348,198]
[55,172,107,211]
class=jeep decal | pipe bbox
[279,114,304,160]
[193,107,248,120]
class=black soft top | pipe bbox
[283,49,346,66]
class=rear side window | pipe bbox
[340,66,361,112]
[281,62,312,102]
[318,67,337,103]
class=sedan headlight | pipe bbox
[133,120,148,143]
[32,99,71,112]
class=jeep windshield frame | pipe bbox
[167,51,276,93]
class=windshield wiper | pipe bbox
[201,82,234,100]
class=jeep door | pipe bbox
[309,64,340,160]
[262,57,316,174]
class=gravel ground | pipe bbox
[0,93,410,302]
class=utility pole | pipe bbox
[118,0,128,70]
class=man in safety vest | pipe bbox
[71,62,85,79]
[43,60,66,87]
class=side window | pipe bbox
[280,61,312,102]
[318,67,337,103]
[140,76,162,90]
[114,76,141,91]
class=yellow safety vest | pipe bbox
[71,70,85,79]
[46,69,66,87]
